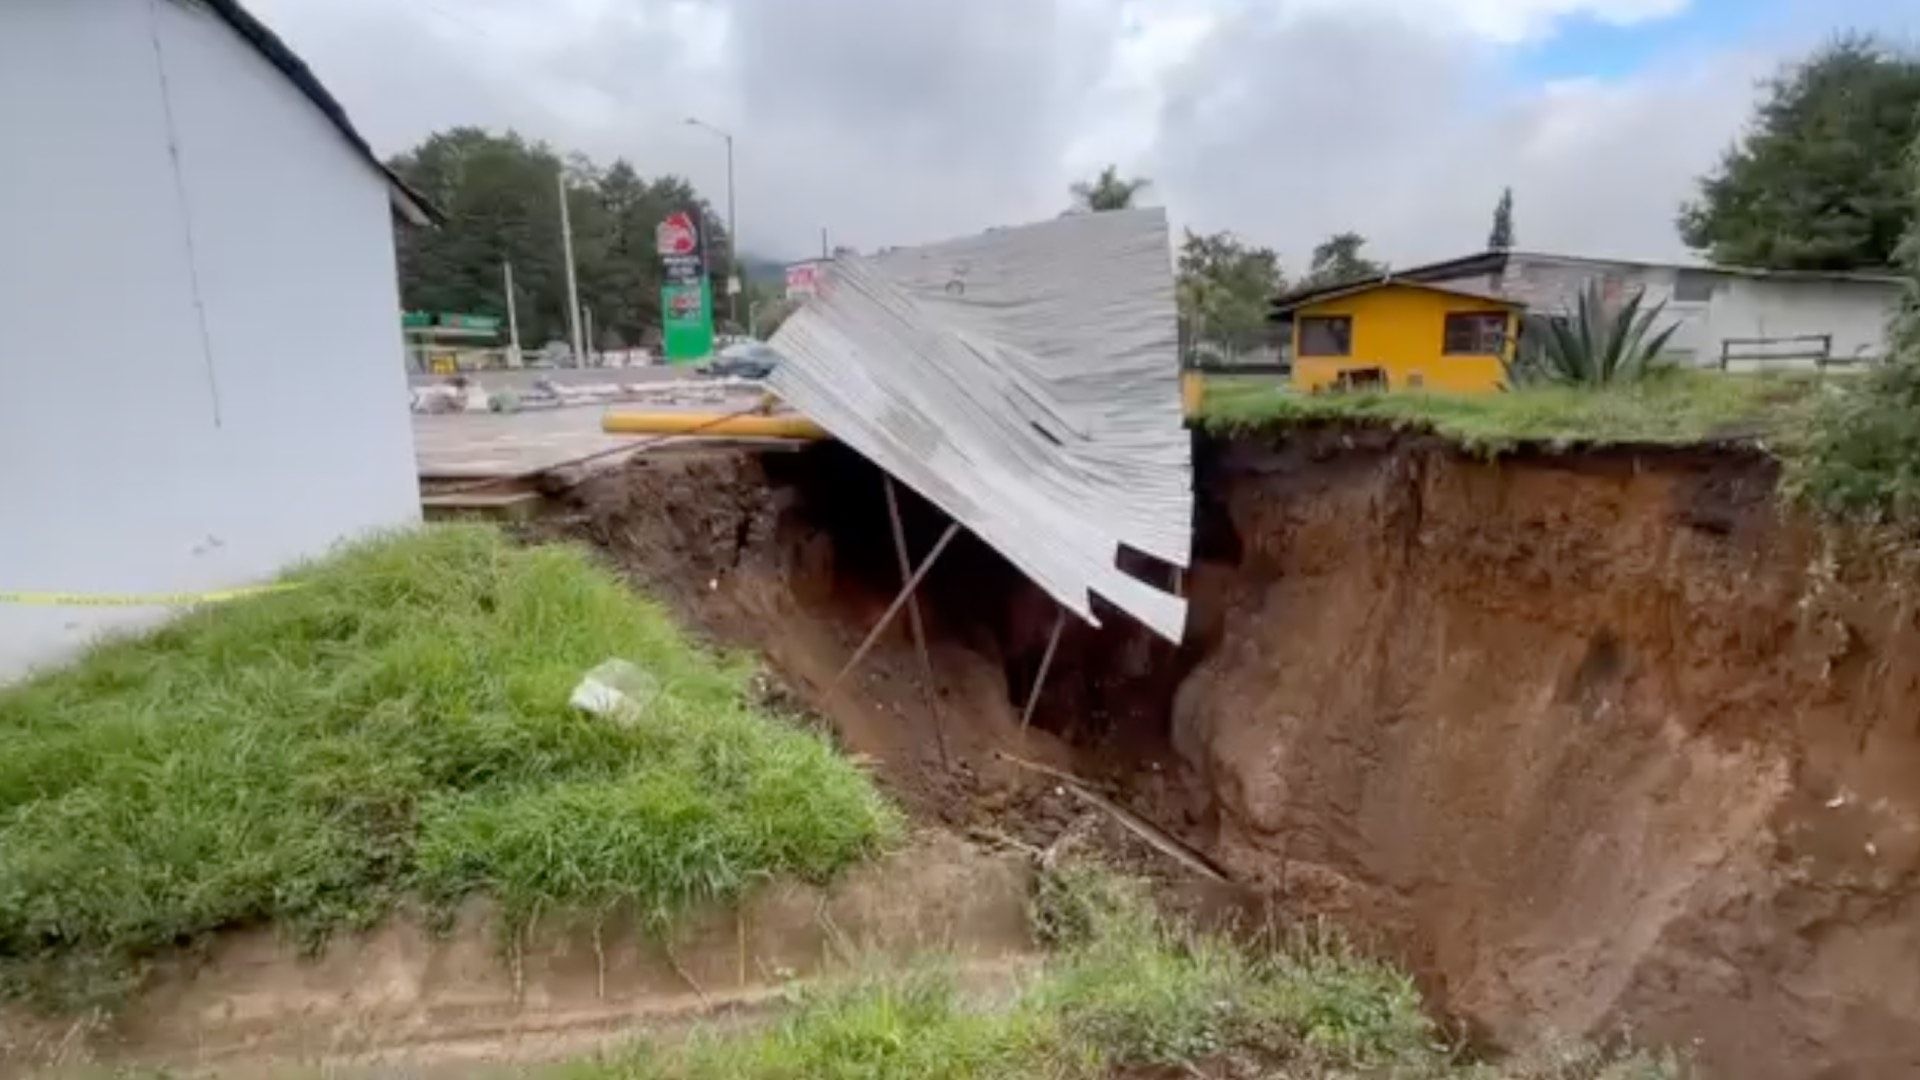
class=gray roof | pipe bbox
[1271,276,1518,315]
[1273,248,1904,317]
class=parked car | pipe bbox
[701,341,781,380]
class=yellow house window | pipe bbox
[1442,312,1507,355]
[1299,316,1353,357]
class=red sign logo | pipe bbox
[657,211,698,257]
[668,289,701,316]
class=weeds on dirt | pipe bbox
[1781,358,1920,528]
[1198,370,1815,452]
[0,525,900,1009]
[561,862,1680,1080]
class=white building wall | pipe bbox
[0,0,420,680]
[1706,277,1900,368]
[1426,256,1900,368]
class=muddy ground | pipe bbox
[547,431,1920,1080]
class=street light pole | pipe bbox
[684,117,738,332]
[557,171,584,365]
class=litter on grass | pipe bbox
[569,658,661,724]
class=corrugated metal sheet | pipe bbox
[767,208,1191,642]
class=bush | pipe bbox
[1784,359,1920,526]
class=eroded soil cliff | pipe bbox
[554,432,1920,1080]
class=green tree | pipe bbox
[1069,165,1151,212]
[1488,187,1515,250]
[388,129,728,353]
[1303,232,1385,289]
[1175,230,1285,362]
[1896,129,1920,358]
[1679,36,1920,270]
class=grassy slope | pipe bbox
[1198,371,1819,452]
[0,526,899,1006]
[558,866,1680,1080]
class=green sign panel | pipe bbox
[401,311,500,334]
[440,313,500,333]
[661,280,714,363]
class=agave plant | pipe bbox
[1507,280,1682,386]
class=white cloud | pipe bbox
[1285,0,1692,43]
[1142,4,1773,269]
[244,0,1906,269]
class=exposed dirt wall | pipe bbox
[1182,433,1920,1080]
[553,434,1920,1080]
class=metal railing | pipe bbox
[1718,334,1835,371]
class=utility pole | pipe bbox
[821,227,828,260]
[684,117,737,331]
[557,170,584,366]
[583,306,596,366]
[724,133,736,330]
[502,260,521,367]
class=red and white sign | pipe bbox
[656,211,699,257]
[785,261,822,299]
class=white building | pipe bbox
[1402,250,1904,370]
[0,0,434,680]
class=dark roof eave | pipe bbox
[198,0,441,226]
[1270,272,1520,318]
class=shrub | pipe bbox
[1784,358,1920,526]
[1507,282,1682,387]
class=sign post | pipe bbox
[657,209,715,363]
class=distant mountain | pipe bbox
[739,253,793,285]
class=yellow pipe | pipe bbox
[601,410,830,440]
[1180,371,1206,417]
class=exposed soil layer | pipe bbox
[552,433,1920,1080]
[4,835,1033,1077]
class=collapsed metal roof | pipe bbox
[767,208,1193,642]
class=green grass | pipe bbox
[559,865,1682,1080]
[1197,370,1817,452]
[0,525,900,1008]
[1202,364,1920,533]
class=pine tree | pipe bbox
[1488,187,1515,251]
[1679,36,1920,270]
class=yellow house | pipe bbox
[1276,280,1522,394]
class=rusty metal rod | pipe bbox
[831,521,960,691]
[883,475,948,764]
[1020,605,1067,731]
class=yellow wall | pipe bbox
[1291,285,1518,394]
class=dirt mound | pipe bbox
[553,435,1920,1080]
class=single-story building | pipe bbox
[0,0,435,680]
[1273,249,1906,393]
[1279,280,1523,394]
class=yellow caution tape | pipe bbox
[0,584,302,607]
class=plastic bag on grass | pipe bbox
[568,659,659,725]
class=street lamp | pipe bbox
[683,116,737,333]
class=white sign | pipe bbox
[785,261,822,299]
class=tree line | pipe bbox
[387,128,731,352]
[390,35,1919,362]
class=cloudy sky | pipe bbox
[255,0,1917,272]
